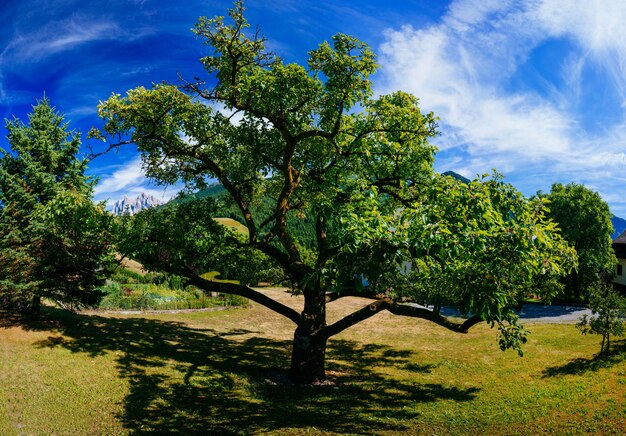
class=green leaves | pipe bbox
[576,282,626,354]
[194,1,275,89]
[326,172,576,353]
[309,33,376,128]
[118,194,282,286]
[542,183,616,301]
[0,99,113,311]
[118,195,225,276]
[92,3,576,357]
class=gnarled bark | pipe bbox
[290,287,327,383]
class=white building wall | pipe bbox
[615,257,626,286]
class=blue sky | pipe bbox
[2,1,626,216]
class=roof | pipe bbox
[613,230,626,258]
[614,230,626,245]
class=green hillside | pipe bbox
[213,217,249,236]
[166,183,316,250]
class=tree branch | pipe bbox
[86,139,134,161]
[325,288,382,303]
[324,298,483,339]
[324,299,390,339]
[187,275,301,326]
[385,304,482,334]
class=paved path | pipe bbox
[419,304,593,324]
[514,304,592,323]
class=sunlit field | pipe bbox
[1,288,625,435]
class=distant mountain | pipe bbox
[112,193,163,216]
[441,170,471,184]
[612,215,626,239]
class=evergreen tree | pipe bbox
[0,99,114,313]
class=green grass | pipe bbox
[201,270,240,284]
[213,217,249,236]
[1,289,625,435]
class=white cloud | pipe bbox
[378,0,626,216]
[94,157,146,197]
[536,0,626,52]
[0,12,151,105]
[536,0,626,99]
[93,157,179,206]
[380,22,571,158]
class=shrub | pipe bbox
[577,282,626,355]
[218,293,249,307]
[111,268,142,284]
[169,275,183,290]
[97,280,247,310]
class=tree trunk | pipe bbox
[574,281,581,302]
[30,295,41,315]
[289,288,327,383]
[290,327,327,383]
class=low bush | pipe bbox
[216,293,249,307]
[98,268,249,311]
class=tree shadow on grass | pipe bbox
[542,339,626,378]
[4,308,479,434]
[0,310,36,328]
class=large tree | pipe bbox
[543,183,616,301]
[0,99,114,313]
[94,2,575,383]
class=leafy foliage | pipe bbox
[577,282,626,354]
[97,279,246,311]
[0,99,114,312]
[118,195,284,287]
[331,173,576,353]
[93,2,576,381]
[542,183,616,301]
[177,183,318,250]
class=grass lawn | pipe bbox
[1,288,625,435]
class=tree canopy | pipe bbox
[0,99,114,312]
[542,182,615,301]
[93,1,576,383]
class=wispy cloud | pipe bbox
[3,15,123,62]
[378,0,626,215]
[0,9,154,107]
[536,0,626,102]
[93,157,178,206]
[93,157,146,197]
